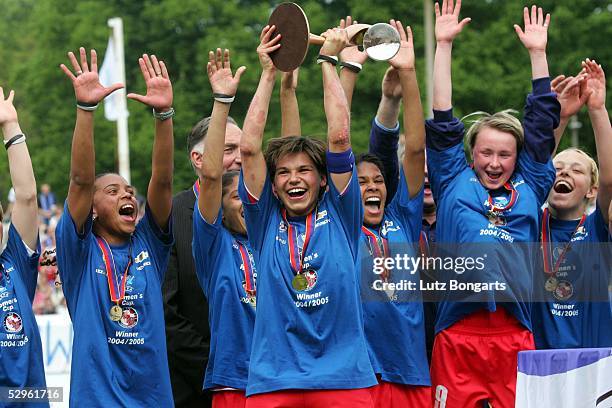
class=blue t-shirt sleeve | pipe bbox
[425,109,465,151]
[192,205,223,295]
[238,170,278,252]
[425,109,467,203]
[386,168,425,243]
[4,225,41,302]
[136,205,174,283]
[369,118,400,204]
[516,149,556,205]
[326,167,363,259]
[55,205,93,296]
[522,77,561,163]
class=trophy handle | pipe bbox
[308,33,325,45]
[308,25,371,47]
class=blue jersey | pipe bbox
[238,168,376,396]
[426,80,559,333]
[192,205,256,390]
[56,206,174,406]
[360,169,430,386]
[532,206,612,348]
[0,225,47,408]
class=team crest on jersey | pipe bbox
[570,226,588,242]
[316,210,328,221]
[119,307,139,329]
[552,246,566,263]
[125,275,136,292]
[278,221,287,233]
[134,251,149,264]
[553,280,573,301]
[381,220,400,235]
[492,196,509,207]
[4,312,22,333]
[303,269,318,291]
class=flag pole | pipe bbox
[107,17,131,184]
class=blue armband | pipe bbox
[326,149,354,174]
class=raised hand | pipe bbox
[381,68,402,100]
[583,59,606,110]
[388,20,416,71]
[257,25,281,72]
[514,5,550,52]
[551,73,589,119]
[320,27,349,56]
[338,16,368,65]
[434,0,471,43]
[0,87,18,127]
[207,48,246,97]
[127,54,173,111]
[281,68,299,92]
[60,47,124,104]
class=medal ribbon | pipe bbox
[362,225,391,281]
[487,181,518,214]
[236,240,255,293]
[419,230,429,258]
[193,179,200,197]
[541,207,586,276]
[96,237,132,305]
[282,208,316,275]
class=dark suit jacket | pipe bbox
[163,188,212,407]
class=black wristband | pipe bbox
[76,101,98,107]
[339,61,362,73]
[213,93,236,104]
[316,54,338,66]
[4,134,25,150]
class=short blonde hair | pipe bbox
[555,148,599,188]
[464,109,524,159]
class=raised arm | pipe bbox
[338,16,368,111]
[514,5,550,80]
[60,47,124,232]
[368,67,402,203]
[280,69,301,137]
[433,0,471,111]
[320,28,352,191]
[551,72,589,152]
[0,89,38,248]
[240,25,280,198]
[583,60,612,224]
[198,49,245,222]
[127,54,174,229]
[389,21,425,198]
[515,6,560,164]
[376,68,403,129]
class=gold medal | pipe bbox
[110,304,123,321]
[292,274,308,291]
[544,276,558,292]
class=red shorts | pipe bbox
[213,390,247,408]
[246,388,373,408]
[430,308,534,408]
[370,381,431,408]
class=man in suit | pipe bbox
[163,116,242,407]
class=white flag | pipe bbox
[99,36,128,121]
